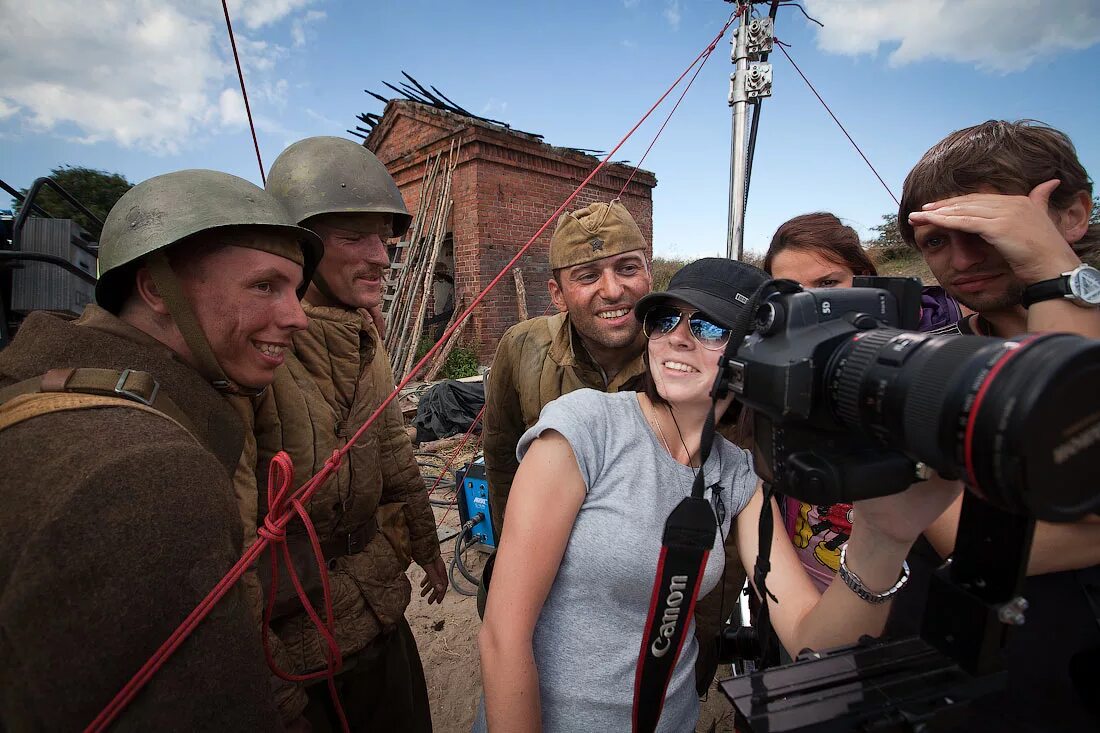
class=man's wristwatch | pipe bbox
[1021,264,1100,308]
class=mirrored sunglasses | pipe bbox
[642,306,732,351]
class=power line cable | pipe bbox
[221,0,266,184]
[775,39,898,205]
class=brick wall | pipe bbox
[369,101,656,364]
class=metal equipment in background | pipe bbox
[455,456,496,551]
[1,176,101,349]
[444,456,497,597]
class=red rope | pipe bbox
[84,450,348,732]
[433,408,486,530]
[257,452,349,730]
[774,39,898,205]
[426,406,485,499]
[221,0,266,185]
[618,7,738,199]
[86,13,741,731]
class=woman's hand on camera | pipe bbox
[852,472,963,549]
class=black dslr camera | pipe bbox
[726,276,1099,520]
[713,276,1100,731]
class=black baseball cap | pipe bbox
[635,257,768,329]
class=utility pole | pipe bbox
[726,3,773,259]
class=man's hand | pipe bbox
[908,179,1081,285]
[419,555,448,605]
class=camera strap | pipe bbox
[632,489,717,733]
[750,480,780,667]
[633,405,721,733]
[632,279,790,732]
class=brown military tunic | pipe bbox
[483,312,647,535]
[0,307,281,731]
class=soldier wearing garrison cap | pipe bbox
[0,170,318,729]
[484,200,652,536]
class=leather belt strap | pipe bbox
[320,520,378,561]
[0,367,198,437]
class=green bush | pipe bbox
[651,256,692,291]
[415,335,480,380]
[651,253,765,290]
[438,346,480,380]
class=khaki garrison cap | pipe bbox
[549,200,647,271]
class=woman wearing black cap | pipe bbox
[476,258,961,733]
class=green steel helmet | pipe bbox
[266,136,412,238]
[96,169,324,313]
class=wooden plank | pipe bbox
[513,268,528,321]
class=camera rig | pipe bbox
[707,276,1100,731]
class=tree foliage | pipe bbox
[14,165,133,237]
[1091,196,1100,225]
[869,213,904,249]
[650,256,692,291]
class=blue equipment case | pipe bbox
[455,456,496,550]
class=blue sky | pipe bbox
[3,0,1100,260]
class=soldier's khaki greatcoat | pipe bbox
[234,300,440,718]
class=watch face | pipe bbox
[1070,266,1100,305]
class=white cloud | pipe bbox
[291,10,326,47]
[229,0,320,30]
[219,88,248,127]
[0,0,322,154]
[622,0,640,8]
[664,0,681,30]
[805,0,1100,72]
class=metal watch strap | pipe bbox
[838,544,911,604]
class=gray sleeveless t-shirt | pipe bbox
[474,389,757,732]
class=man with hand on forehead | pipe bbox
[894,119,1100,732]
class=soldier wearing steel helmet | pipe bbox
[231,136,442,731]
[0,170,321,730]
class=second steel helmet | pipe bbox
[266,136,412,237]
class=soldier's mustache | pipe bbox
[354,265,386,280]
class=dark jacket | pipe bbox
[0,307,281,731]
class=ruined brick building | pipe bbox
[365,99,656,363]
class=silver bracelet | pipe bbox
[838,544,910,604]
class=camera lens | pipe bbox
[826,329,1100,521]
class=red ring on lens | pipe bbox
[963,334,1042,493]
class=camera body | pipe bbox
[723,276,1099,520]
[727,276,925,505]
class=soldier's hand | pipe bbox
[419,556,448,605]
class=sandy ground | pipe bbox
[405,457,738,733]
